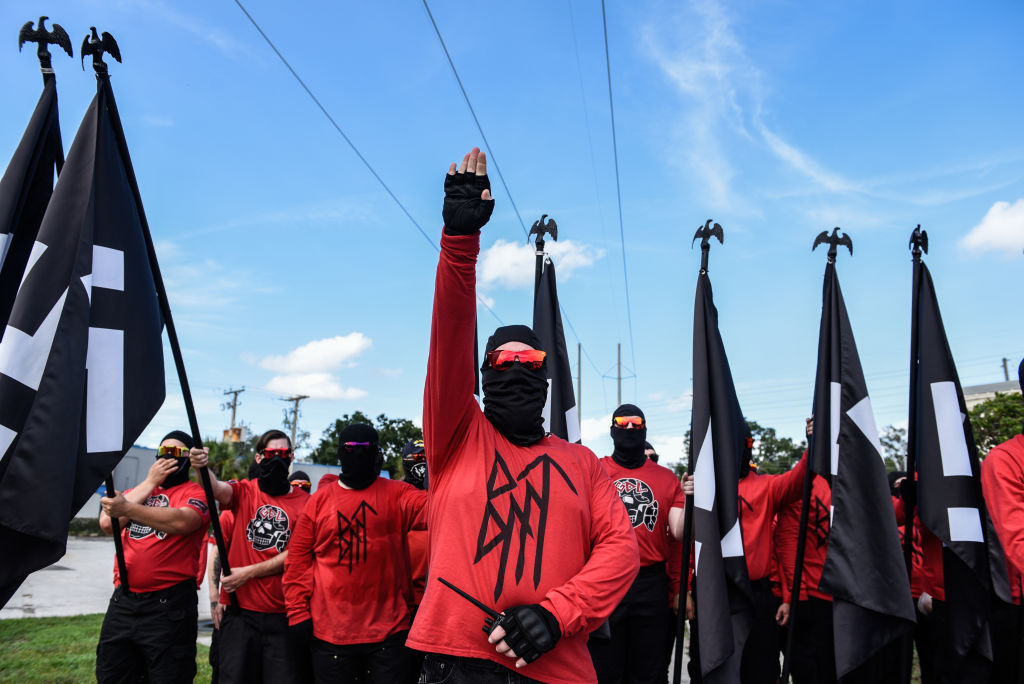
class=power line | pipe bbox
[230,0,503,325]
[600,0,638,386]
[420,0,529,239]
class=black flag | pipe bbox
[810,261,915,677]
[910,258,992,669]
[0,81,165,606]
[0,78,64,339]
[691,270,752,682]
[533,256,579,442]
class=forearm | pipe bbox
[248,551,288,579]
[123,504,200,535]
[208,548,221,602]
[668,506,686,541]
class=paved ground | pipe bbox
[1,536,690,680]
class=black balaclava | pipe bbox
[290,470,312,493]
[739,429,754,478]
[481,325,549,446]
[337,423,383,490]
[402,439,427,490]
[888,470,907,497]
[159,430,194,488]
[257,453,291,496]
[643,441,659,464]
[610,404,647,469]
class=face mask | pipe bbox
[339,444,383,490]
[403,459,427,490]
[257,456,292,496]
[610,426,648,469]
[482,363,548,446]
[160,456,191,488]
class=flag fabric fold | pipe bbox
[533,256,579,443]
[910,258,992,666]
[810,260,915,677]
[0,78,64,339]
[0,80,165,606]
[691,270,752,682]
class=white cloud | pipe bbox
[961,199,1024,255]
[138,0,254,58]
[265,373,367,400]
[259,334,372,374]
[581,415,612,444]
[478,239,604,290]
[373,368,403,378]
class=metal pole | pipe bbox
[104,475,131,593]
[671,451,695,684]
[97,73,237,607]
[534,234,545,300]
[617,343,622,406]
[1003,357,1010,382]
[577,342,582,430]
[779,441,815,683]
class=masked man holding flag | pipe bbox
[96,431,211,684]
[408,147,640,684]
[590,404,692,684]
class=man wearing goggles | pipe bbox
[590,405,693,683]
[190,429,309,684]
[283,424,428,683]
[409,146,639,684]
[96,430,211,684]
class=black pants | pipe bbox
[990,598,1023,684]
[218,607,303,684]
[588,563,671,684]
[789,597,836,684]
[96,580,198,684]
[418,653,543,684]
[909,599,992,684]
[740,579,780,684]
[311,630,413,684]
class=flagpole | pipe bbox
[104,475,131,593]
[87,50,238,607]
[902,226,927,684]
[780,441,814,683]
[531,214,557,299]
[672,445,695,684]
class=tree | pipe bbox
[203,433,257,482]
[971,392,1024,456]
[880,425,907,471]
[311,411,423,478]
[747,420,805,474]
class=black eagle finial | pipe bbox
[529,214,558,243]
[909,224,928,259]
[812,227,853,263]
[81,27,121,73]
[18,16,73,75]
[692,219,724,273]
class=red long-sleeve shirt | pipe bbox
[600,457,686,566]
[893,495,944,600]
[220,479,309,613]
[283,478,427,644]
[408,232,640,684]
[407,528,429,606]
[981,434,1024,605]
[776,473,832,603]
[737,454,807,581]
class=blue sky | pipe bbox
[2,0,1021,467]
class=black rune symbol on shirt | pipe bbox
[337,501,377,573]
[474,449,578,602]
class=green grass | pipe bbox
[0,614,212,684]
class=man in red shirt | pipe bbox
[589,404,690,684]
[409,147,640,684]
[980,358,1024,684]
[96,430,211,684]
[284,424,428,683]
[190,429,310,684]
[734,429,807,684]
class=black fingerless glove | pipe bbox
[443,170,494,235]
[289,618,313,645]
[483,604,561,664]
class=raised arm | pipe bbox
[188,447,233,506]
[424,147,494,473]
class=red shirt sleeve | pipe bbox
[222,480,243,511]
[424,233,481,476]
[769,451,807,510]
[283,503,316,625]
[775,500,798,604]
[539,456,640,638]
[399,485,428,532]
[982,439,1024,579]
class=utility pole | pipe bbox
[282,395,309,448]
[617,343,622,406]
[1003,357,1010,382]
[222,387,244,430]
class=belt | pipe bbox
[637,562,667,578]
[116,578,194,600]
